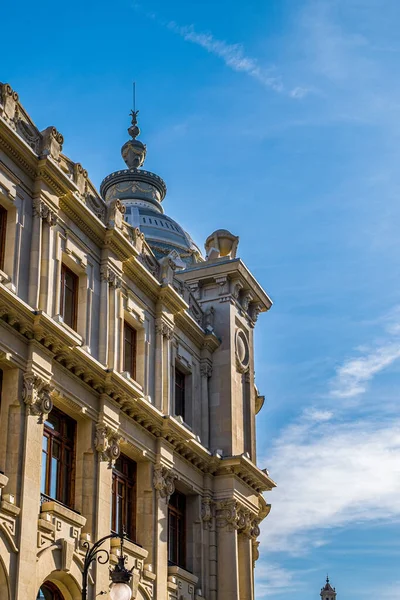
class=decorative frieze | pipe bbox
[94,423,121,466]
[22,372,54,419]
[153,465,176,502]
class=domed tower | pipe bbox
[320,576,337,600]
[100,110,202,266]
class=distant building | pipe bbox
[0,83,276,600]
[321,576,337,600]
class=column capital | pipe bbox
[200,360,213,378]
[22,371,53,419]
[100,265,122,289]
[155,317,174,339]
[32,198,58,226]
[201,496,213,529]
[94,423,121,466]
[152,464,176,502]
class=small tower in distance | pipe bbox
[320,576,337,600]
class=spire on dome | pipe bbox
[121,109,147,169]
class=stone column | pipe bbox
[200,494,213,600]
[215,500,240,599]
[14,372,53,600]
[28,201,43,309]
[103,268,121,371]
[154,320,163,411]
[153,464,176,600]
[38,203,57,314]
[136,462,154,568]
[154,319,174,413]
[237,510,255,600]
[93,423,121,598]
[98,267,110,365]
[200,361,212,449]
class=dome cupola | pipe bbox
[100,110,202,266]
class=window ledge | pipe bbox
[168,565,198,586]
[0,269,10,285]
[110,536,148,561]
[52,314,83,345]
[41,500,86,528]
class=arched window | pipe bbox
[36,581,64,600]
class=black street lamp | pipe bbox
[81,530,133,600]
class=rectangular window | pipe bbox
[111,454,137,541]
[60,264,78,330]
[175,368,186,420]
[123,322,137,379]
[0,205,7,271]
[41,407,76,508]
[168,491,186,568]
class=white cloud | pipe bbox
[167,21,284,92]
[254,562,299,597]
[261,416,400,554]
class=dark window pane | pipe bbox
[168,491,186,568]
[111,454,137,541]
[60,264,78,330]
[41,407,76,508]
[123,322,137,379]
[175,368,185,419]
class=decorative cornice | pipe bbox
[153,465,176,502]
[22,372,53,419]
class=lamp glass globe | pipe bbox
[109,582,132,600]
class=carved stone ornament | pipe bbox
[155,319,174,340]
[106,198,126,230]
[200,361,213,378]
[100,265,122,289]
[33,198,57,226]
[249,302,263,324]
[153,465,176,502]
[241,292,253,312]
[215,500,240,531]
[40,126,64,162]
[22,372,54,419]
[203,306,215,332]
[252,539,260,566]
[235,329,250,373]
[201,497,213,529]
[94,423,121,467]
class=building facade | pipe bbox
[320,577,337,600]
[0,83,275,600]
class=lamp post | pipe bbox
[81,530,133,600]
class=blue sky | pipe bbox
[3,0,400,597]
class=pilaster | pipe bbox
[153,463,176,600]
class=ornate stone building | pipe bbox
[320,577,337,600]
[0,83,275,600]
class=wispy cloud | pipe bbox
[167,21,284,93]
[330,343,400,398]
[262,413,400,555]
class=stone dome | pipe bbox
[100,111,203,266]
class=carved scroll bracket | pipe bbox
[22,372,54,420]
[153,464,177,503]
[94,423,122,467]
[33,198,58,226]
